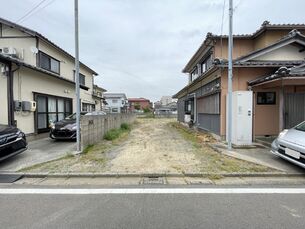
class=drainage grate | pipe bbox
[141,177,166,185]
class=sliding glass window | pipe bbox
[35,93,72,133]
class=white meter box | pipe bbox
[226,91,253,146]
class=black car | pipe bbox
[49,112,87,140]
[0,125,28,162]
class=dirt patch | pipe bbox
[107,118,202,174]
[107,119,273,174]
[22,118,275,174]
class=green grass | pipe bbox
[104,123,131,141]
[137,112,155,119]
[120,123,131,131]
[169,121,275,174]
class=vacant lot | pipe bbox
[22,118,274,174]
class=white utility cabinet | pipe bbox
[227,91,253,146]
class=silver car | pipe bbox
[271,121,305,169]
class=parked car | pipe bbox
[49,112,87,140]
[0,125,27,162]
[271,121,305,169]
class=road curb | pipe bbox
[2,172,305,179]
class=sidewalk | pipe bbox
[210,142,305,174]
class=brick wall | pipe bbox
[80,114,136,149]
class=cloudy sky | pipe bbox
[1,0,304,101]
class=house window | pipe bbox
[74,71,85,86]
[112,108,118,113]
[79,73,85,86]
[36,94,72,133]
[82,103,95,112]
[39,51,60,74]
[191,67,198,81]
[200,55,212,74]
[257,92,276,105]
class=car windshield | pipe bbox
[64,113,76,120]
[64,112,87,120]
[295,121,305,132]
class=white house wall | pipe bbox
[38,40,96,107]
[1,24,30,37]
[13,67,75,134]
[0,37,37,66]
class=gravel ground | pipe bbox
[21,118,273,174]
[107,118,202,174]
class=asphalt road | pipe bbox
[1,187,305,229]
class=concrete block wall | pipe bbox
[80,114,136,149]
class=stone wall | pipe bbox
[80,114,136,149]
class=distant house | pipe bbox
[160,96,177,106]
[128,98,151,112]
[154,96,177,115]
[104,93,128,113]
[174,21,305,141]
[92,85,107,111]
[0,17,100,134]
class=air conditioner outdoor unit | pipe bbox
[1,47,17,57]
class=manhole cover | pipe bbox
[141,177,165,185]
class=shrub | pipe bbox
[143,107,150,113]
[104,129,121,141]
[120,123,130,131]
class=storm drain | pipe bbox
[141,177,166,185]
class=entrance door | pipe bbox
[285,93,305,129]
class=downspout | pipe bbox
[7,63,20,126]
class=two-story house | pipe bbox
[103,93,128,113]
[174,21,305,140]
[92,84,107,111]
[128,98,151,112]
[0,17,100,134]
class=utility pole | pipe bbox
[74,0,81,152]
[227,0,233,150]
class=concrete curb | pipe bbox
[2,172,305,179]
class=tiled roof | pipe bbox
[218,60,305,67]
[183,21,305,73]
[128,98,150,102]
[104,93,127,99]
[248,63,305,86]
[210,21,305,39]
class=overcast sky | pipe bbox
[1,0,304,101]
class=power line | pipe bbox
[15,0,49,23]
[233,0,244,12]
[18,0,57,24]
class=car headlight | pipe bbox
[48,122,55,129]
[17,130,25,138]
[271,139,279,150]
[278,129,288,139]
